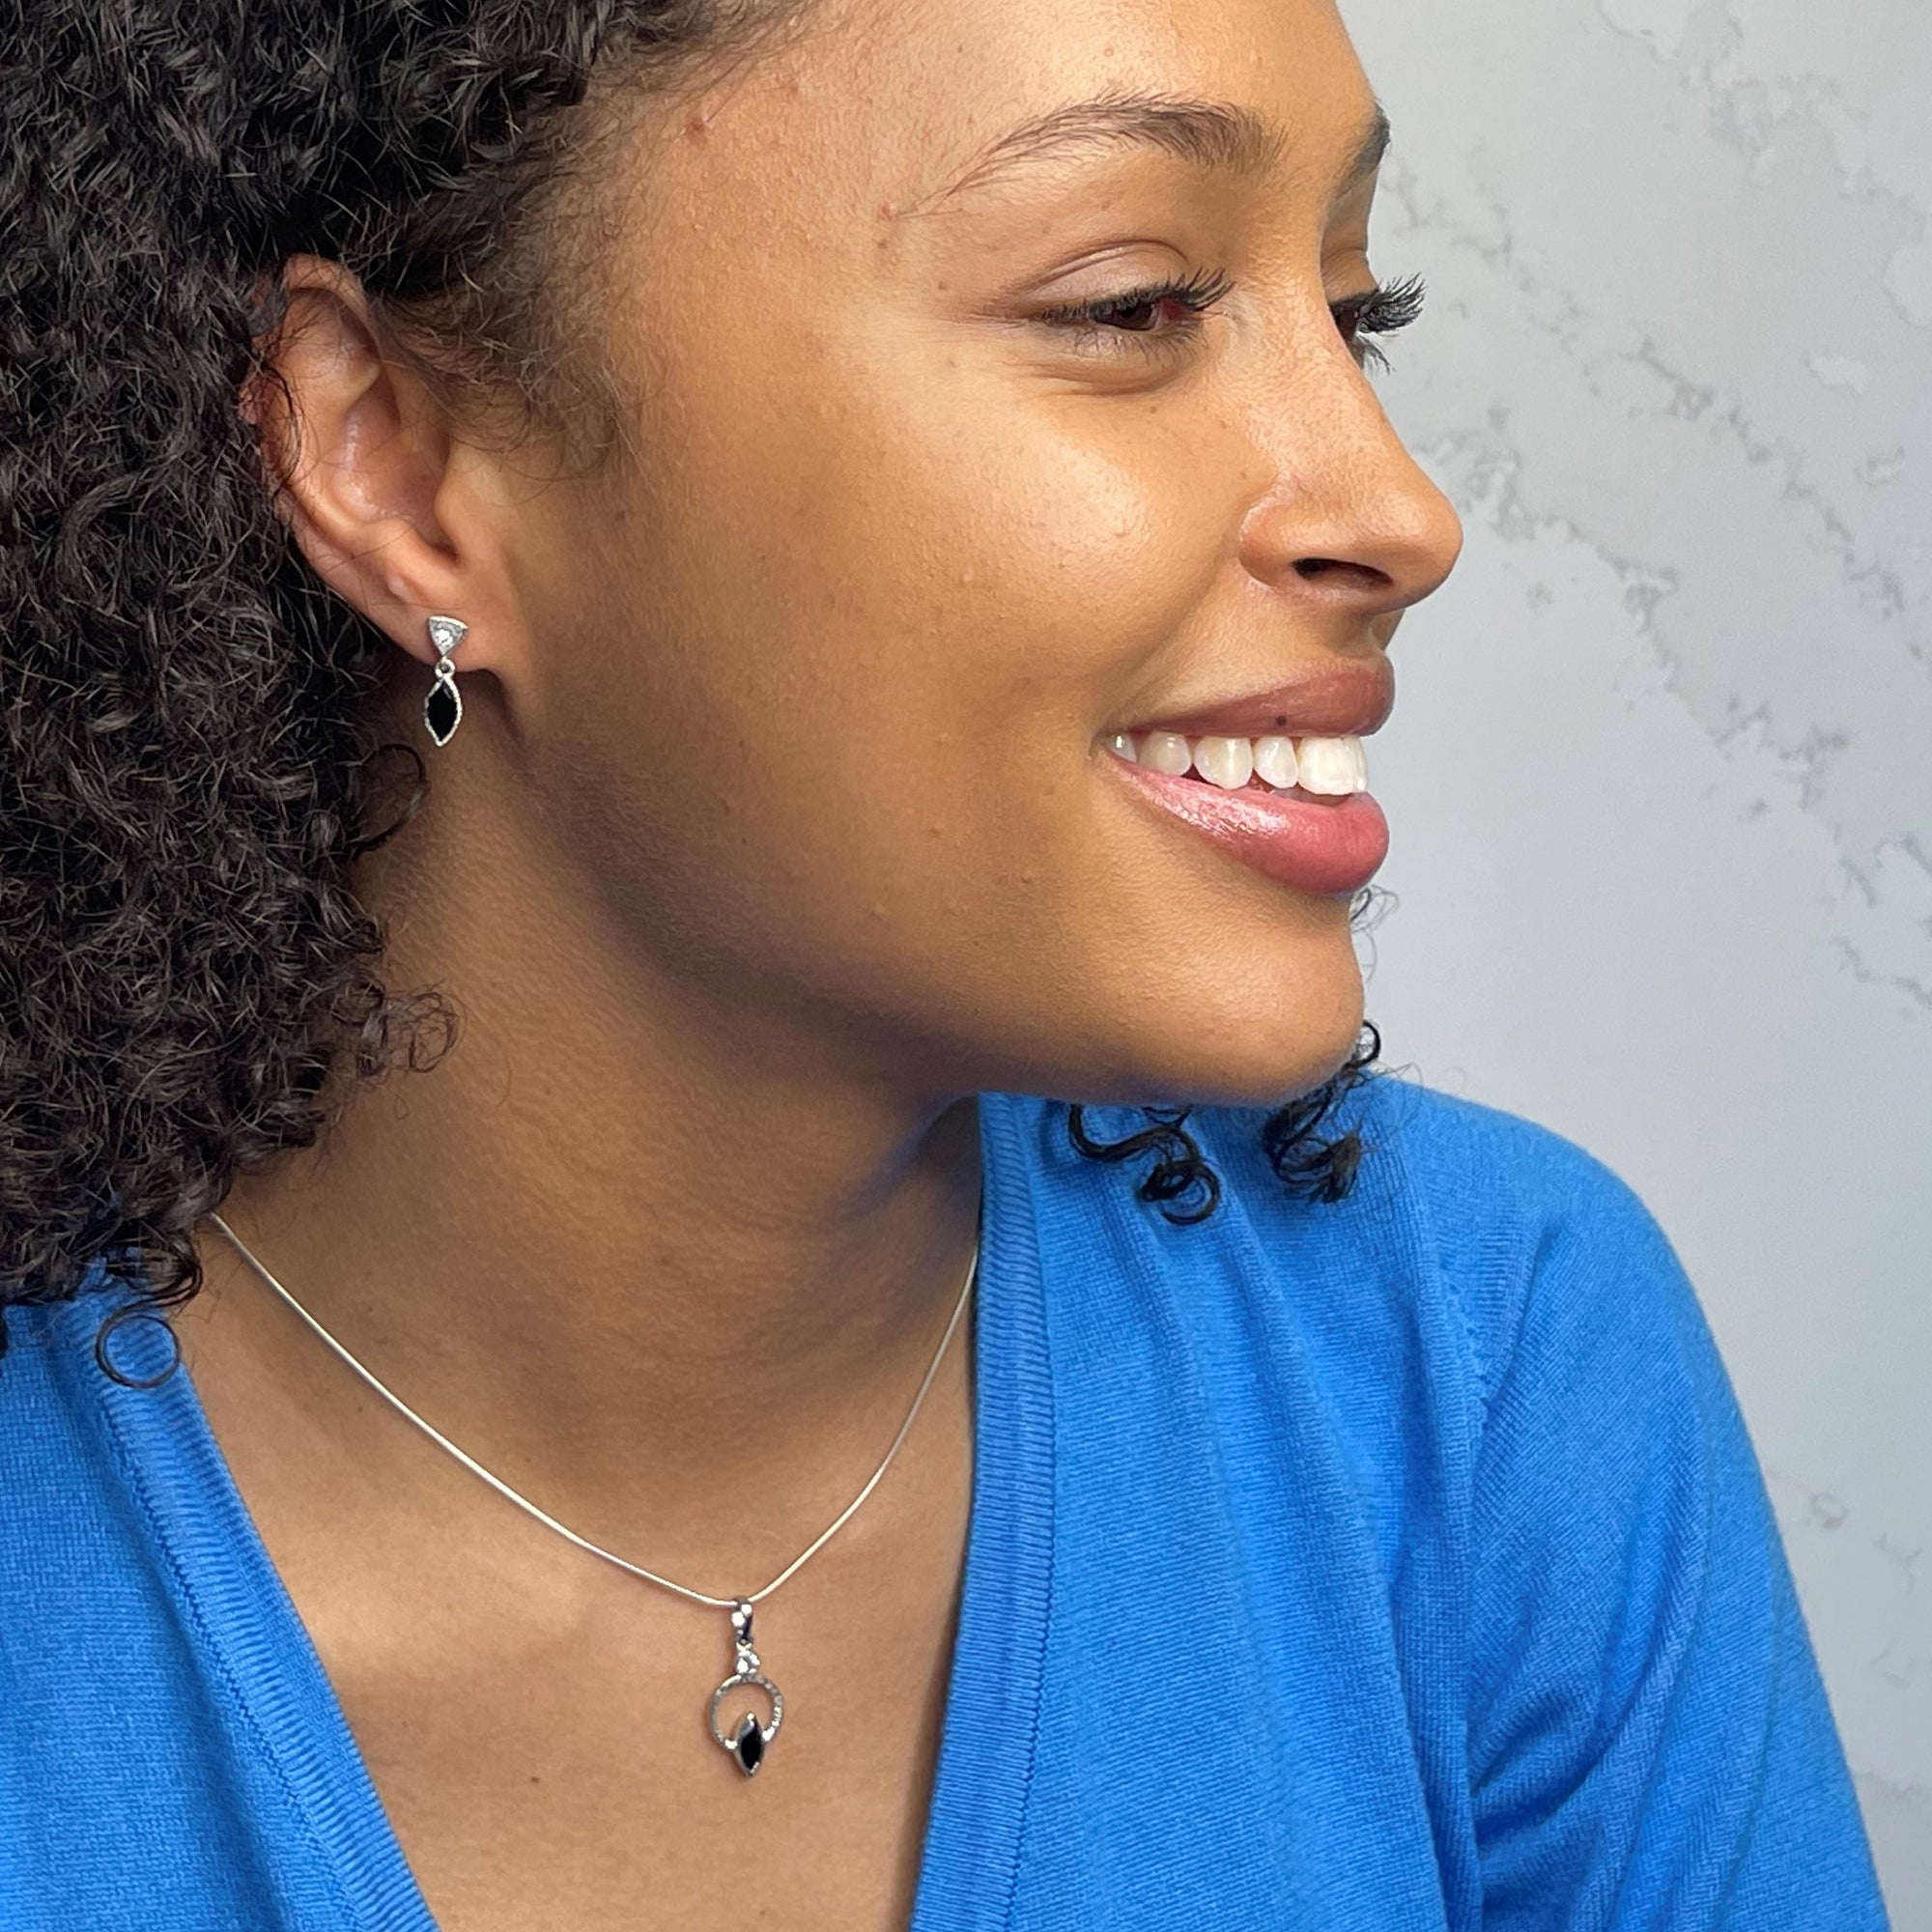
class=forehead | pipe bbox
[645,0,1375,227]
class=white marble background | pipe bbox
[1338,0,1929,1919]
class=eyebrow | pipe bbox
[919,92,1391,210]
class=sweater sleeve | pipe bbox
[1459,1142,1889,1929]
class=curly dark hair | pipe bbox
[0,0,1390,1385]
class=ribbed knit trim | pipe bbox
[909,1091,1056,1932]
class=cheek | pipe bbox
[582,347,1227,824]
[520,318,1344,1096]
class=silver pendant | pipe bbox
[706,1599,783,1777]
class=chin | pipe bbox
[1169,1024,1368,1114]
[1066,936,1368,1114]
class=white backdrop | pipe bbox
[1339,0,1930,1919]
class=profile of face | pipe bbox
[277,0,1464,1121]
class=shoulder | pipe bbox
[1180,1072,1697,1416]
[1340,1068,1654,1244]
[0,1268,125,1492]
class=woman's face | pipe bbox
[495,0,1463,1111]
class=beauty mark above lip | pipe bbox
[1113,654,1395,741]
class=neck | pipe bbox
[189,724,986,1583]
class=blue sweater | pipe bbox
[0,1079,1889,1929]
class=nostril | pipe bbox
[1293,556,1389,587]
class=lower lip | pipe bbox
[1099,751,1389,897]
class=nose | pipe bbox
[1235,348,1464,627]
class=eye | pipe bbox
[1330,270,1427,374]
[1035,266,1236,358]
[1032,265,1427,372]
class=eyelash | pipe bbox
[1036,267,1427,373]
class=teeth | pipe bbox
[1138,729,1194,776]
[1294,735,1368,794]
[1189,734,1254,790]
[1252,734,1298,788]
[1103,727,1367,793]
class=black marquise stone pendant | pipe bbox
[424,671,462,747]
[707,1598,784,1779]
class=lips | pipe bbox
[1113,653,1395,744]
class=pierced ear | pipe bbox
[245,258,477,669]
[243,256,542,751]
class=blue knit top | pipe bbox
[0,1079,1890,1928]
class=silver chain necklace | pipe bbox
[203,1209,980,1779]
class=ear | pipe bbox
[243,256,530,698]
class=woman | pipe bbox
[0,0,1889,1926]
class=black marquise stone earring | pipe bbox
[423,615,468,746]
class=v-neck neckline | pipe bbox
[68,1089,1058,1932]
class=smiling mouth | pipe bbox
[1096,740,1389,898]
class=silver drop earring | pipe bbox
[423,615,468,746]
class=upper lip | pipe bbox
[1112,653,1395,742]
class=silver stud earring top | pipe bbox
[426,614,468,660]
